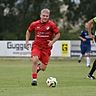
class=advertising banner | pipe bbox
[71,40,96,57]
[0,41,71,57]
[0,41,32,57]
[61,41,70,57]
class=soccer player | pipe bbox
[25,8,60,85]
[86,17,96,79]
[78,23,93,68]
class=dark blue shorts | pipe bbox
[80,44,91,55]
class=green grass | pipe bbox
[0,58,96,96]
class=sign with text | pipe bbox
[61,41,70,57]
[0,41,71,57]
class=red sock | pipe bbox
[32,73,37,79]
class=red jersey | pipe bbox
[28,20,59,49]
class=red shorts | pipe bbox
[31,45,51,65]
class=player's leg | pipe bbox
[85,45,91,67]
[87,59,96,79]
[37,63,47,72]
[78,53,83,63]
[31,56,40,86]
[37,61,43,73]
[31,46,40,86]
[78,45,85,63]
[85,52,90,67]
[37,49,50,72]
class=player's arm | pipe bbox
[25,30,31,50]
[91,32,95,43]
[79,36,86,41]
[86,19,93,33]
[52,32,60,43]
[48,21,60,47]
[25,22,34,49]
[48,32,60,47]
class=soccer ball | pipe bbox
[46,77,57,87]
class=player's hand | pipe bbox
[47,40,54,47]
[92,39,94,43]
[82,38,86,42]
[25,42,29,50]
[89,34,94,39]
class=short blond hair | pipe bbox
[41,8,50,15]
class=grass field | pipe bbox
[0,57,96,96]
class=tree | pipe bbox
[0,0,62,40]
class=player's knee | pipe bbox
[41,65,47,71]
[32,56,39,64]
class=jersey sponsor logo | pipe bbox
[46,26,50,30]
[84,33,87,35]
[85,35,90,39]
[37,35,49,37]
[37,32,50,37]
[37,26,40,29]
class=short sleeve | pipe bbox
[51,22,59,34]
[80,30,84,37]
[28,22,35,32]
